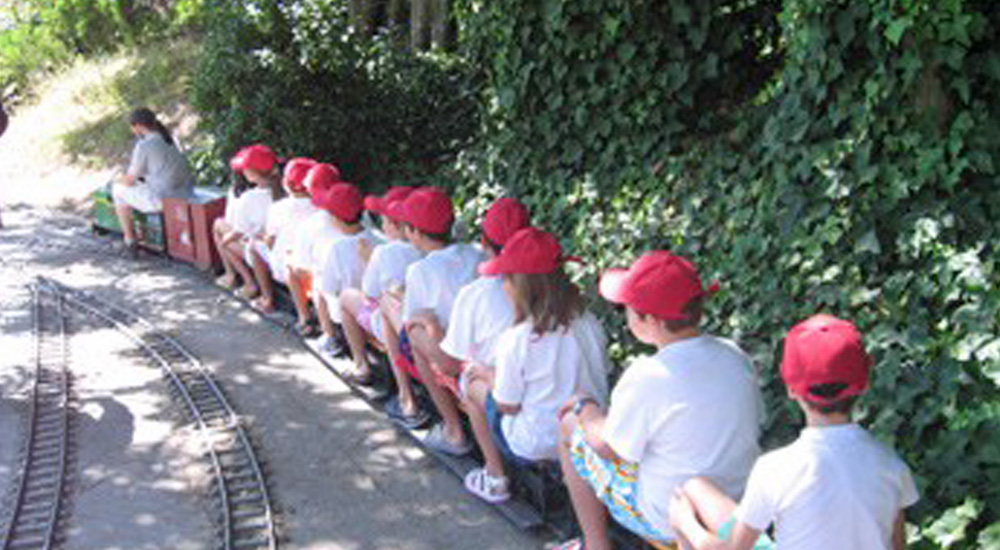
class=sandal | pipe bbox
[251,297,275,314]
[239,285,260,300]
[544,539,583,550]
[385,397,431,430]
[215,274,238,290]
[295,323,320,339]
[463,467,510,504]
[343,366,374,387]
[423,423,472,456]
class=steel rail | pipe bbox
[39,277,276,550]
[1,283,72,550]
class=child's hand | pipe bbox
[669,488,696,529]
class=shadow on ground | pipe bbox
[0,207,541,550]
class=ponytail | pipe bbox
[129,107,174,147]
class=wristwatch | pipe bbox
[572,396,598,416]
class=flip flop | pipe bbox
[251,297,275,314]
[239,286,260,300]
[215,275,238,290]
[295,321,320,338]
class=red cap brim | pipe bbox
[598,268,629,304]
[364,196,382,214]
[478,257,506,276]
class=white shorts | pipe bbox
[113,182,162,213]
[246,240,289,284]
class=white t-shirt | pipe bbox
[288,210,329,270]
[440,276,514,367]
[362,240,424,300]
[264,197,317,280]
[402,243,483,328]
[224,187,238,226]
[493,312,611,461]
[735,424,919,550]
[232,188,273,237]
[601,335,764,537]
[320,228,378,297]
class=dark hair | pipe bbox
[129,107,174,147]
[663,297,704,332]
[805,382,856,415]
[406,222,452,244]
[507,269,584,335]
[481,235,503,256]
[230,169,251,199]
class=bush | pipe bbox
[456,1,1000,547]
[189,0,482,190]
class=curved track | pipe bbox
[2,283,74,550]
[39,277,277,550]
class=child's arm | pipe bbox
[557,396,621,461]
[893,511,907,550]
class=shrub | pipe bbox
[456,1,1000,547]
[189,0,481,190]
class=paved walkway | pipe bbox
[0,205,541,550]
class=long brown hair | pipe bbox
[506,269,584,336]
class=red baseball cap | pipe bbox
[283,157,316,193]
[781,314,872,404]
[314,182,363,222]
[384,199,408,221]
[305,163,342,206]
[230,144,279,173]
[483,198,530,247]
[599,251,718,321]
[479,227,575,275]
[364,186,415,215]
[401,187,454,234]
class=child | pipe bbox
[339,187,423,384]
[285,162,341,336]
[214,144,284,298]
[669,314,919,550]
[315,181,379,355]
[461,227,611,504]
[405,197,530,446]
[553,251,764,550]
[378,187,482,433]
[247,157,317,313]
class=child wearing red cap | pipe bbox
[669,314,918,550]
[284,162,342,336]
[339,187,424,384]
[553,251,764,550]
[314,182,379,353]
[377,187,483,432]
[461,226,611,503]
[246,157,318,313]
[213,144,284,298]
[399,197,530,444]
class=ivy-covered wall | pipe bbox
[456,1,1000,547]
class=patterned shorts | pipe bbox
[569,426,672,545]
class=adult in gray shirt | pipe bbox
[113,107,194,253]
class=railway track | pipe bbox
[39,277,277,550]
[2,283,74,550]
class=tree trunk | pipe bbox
[429,0,453,49]
[410,0,430,50]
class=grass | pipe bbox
[58,37,201,168]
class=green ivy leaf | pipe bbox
[885,16,913,46]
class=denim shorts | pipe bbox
[485,394,533,468]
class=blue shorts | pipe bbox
[569,426,671,544]
[485,394,533,467]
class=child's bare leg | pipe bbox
[380,303,417,415]
[464,378,505,478]
[315,293,336,339]
[339,289,370,375]
[212,219,237,285]
[409,325,464,443]
[680,477,737,533]
[224,240,256,295]
[286,268,312,325]
[558,413,612,550]
[249,248,275,311]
